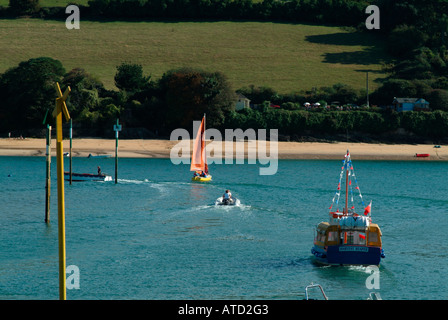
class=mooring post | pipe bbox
[45,124,51,223]
[69,119,73,185]
[114,119,122,184]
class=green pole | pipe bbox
[69,119,72,185]
[115,119,119,184]
[45,124,51,223]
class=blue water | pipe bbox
[1,156,447,300]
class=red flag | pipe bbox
[364,201,372,215]
[359,234,366,240]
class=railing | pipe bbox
[305,283,329,300]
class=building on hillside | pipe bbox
[235,93,251,110]
[392,97,430,112]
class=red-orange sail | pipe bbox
[190,116,208,173]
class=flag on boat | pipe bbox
[364,200,372,215]
[190,116,208,174]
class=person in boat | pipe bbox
[223,190,232,202]
[97,166,102,175]
[193,171,200,177]
[200,171,207,177]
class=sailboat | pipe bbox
[191,114,212,182]
[311,150,385,265]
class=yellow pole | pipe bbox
[53,82,71,300]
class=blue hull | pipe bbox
[312,245,383,266]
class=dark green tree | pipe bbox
[9,0,40,15]
[114,62,150,92]
[429,89,448,111]
[387,25,428,58]
[63,67,105,119]
[0,57,65,132]
[331,83,359,105]
[158,68,235,131]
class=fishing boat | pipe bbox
[191,114,212,182]
[64,172,112,182]
[311,150,385,266]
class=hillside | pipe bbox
[0,19,390,93]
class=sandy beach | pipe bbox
[0,138,446,160]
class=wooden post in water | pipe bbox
[69,119,72,185]
[114,119,122,184]
[53,82,71,300]
[45,125,51,223]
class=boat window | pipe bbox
[346,232,354,244]
[341,232,352,244]
[340,231,367,245]
[369,231,378,243]
[355,232,366,245]
[317,233,325,242]
[327,231,338,242]
[315,229,326,243]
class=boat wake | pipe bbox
[117,178,150,184]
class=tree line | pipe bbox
[1,57,448,143]
[2,0,368,27]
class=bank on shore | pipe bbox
[0,138,446,161]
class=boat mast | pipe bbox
[203,113,206,173]
[345,150,349,214]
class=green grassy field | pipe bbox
[0,19,391,93]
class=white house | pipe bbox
[235,93,251,111]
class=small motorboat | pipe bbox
[64,172,112,182]
[215,197,240,206]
